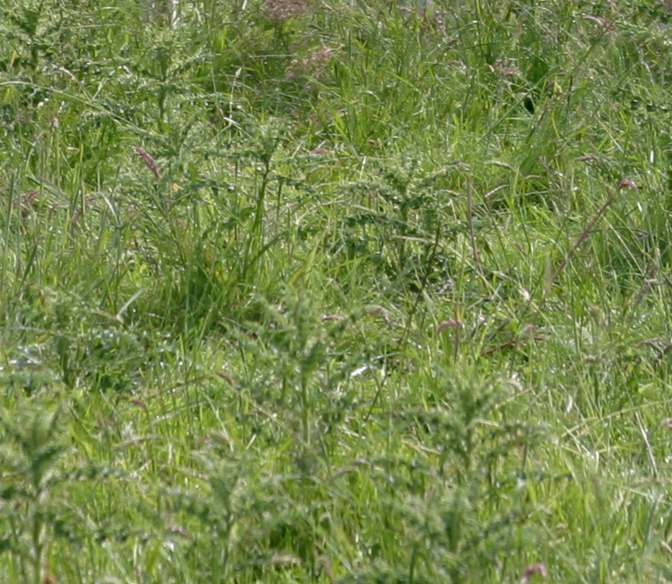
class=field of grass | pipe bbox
[2,0,672,582]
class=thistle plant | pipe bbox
[0,403,66,584]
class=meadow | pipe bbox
[2,0,672,582]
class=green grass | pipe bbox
[2,0,672,582]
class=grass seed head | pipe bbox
[132,146,161,180]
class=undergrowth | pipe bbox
[2,0,672,582]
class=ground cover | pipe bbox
[2,0,672,582]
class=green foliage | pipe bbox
[0,402,66,584]
[2,0,672,582]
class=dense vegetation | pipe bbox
[2,0,672,582]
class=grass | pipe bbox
[2,0,672,582]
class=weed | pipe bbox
[2,0,672,582]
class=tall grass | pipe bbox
[2,0,672,582]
